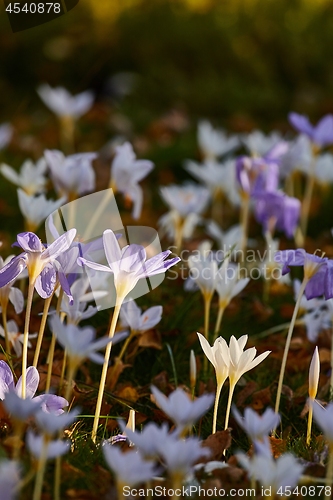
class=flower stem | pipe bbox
[64,359,78,404]
[83,188,114,241]
[275,277,308,414]
[2,303,10,355]
[225,382,235,430]
[21,282,35,399]
[91,301,123,443]
[212,383,222,434]
[174,218,184,255]
[33,295,53,368]
[32,435,49,500]
[59,116,75,154]
[117,330,135,362]
[59,349,67,393]
[325,443,333,500]
[300,156,316,244]
[306,400,313,446]
[214,305,225,341]
[203,293,212,374]
[240,193,250,263]
[45,291,64,393]
[330,325,333,401]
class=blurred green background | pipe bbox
[1,0,333,132]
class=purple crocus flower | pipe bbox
[236,141,288,196]
[0,361,68,415]
[289,112,333,148]
[0,230,76,298]
[78,229,181,302]
[275,249,333,299]
[254,191,301,238]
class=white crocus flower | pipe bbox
[307,347,320,445]
[120,299,162,332]
[156,436,211,486]
[17,189,66,233]
[159,183,210,251]
[37,84,94,119]
[0,320,36,357]
[233,406,280,452]
[0,158,47,195]
[197,332,229,434]
[199,334,270,431]
[103,444,157,491]
[110,142,154,220]
[279,134,312,178]
[206,221,243,258]
[0,123,13,150]
[214,261,250,337]
[151,386,214,436]
[189,249,218,341]
[237,452,303,494]
[44,150,97,199]
[314,153,333,184]
[198,120,239,160]
[242,130,283,157]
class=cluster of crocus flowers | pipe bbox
[274,248,333,414]
[197,332,270,433]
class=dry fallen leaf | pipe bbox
[201,429,232,462]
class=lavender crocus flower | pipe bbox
[0,229,76,297]
[236,141,288,196]
[0,460,20,500]
[254,191,301,238]
[289,112,333,148]
[27,431,70,459]
[120,300,162,333]
[78,229,180,302]
[275,249,333,299]
[0,361,67,415]
[0,255,24,314]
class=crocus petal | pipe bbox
[78,257,112,274]
[0,361,14,399]
[197,332,216,369]
[103,229,122,269]
[35,264,57,298]
[42,229,76,261]
[0,256,26,288]
[120,245,146,274]
[16,366,39,399]
[289,113,314,137]
[8,287,24,314]
[17,232,44,253]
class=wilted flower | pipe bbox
[0,158,47,195]
[151,386,214,435]
[37,84,94,119]
[109,142,154,219]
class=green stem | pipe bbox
[325,443,333,500]
[117,330,136,362]
[45,291,64,393]
[91,301,123,443]
[214,304,225,341]
[21,283,35,399]
[212,383,222,434]
[306,400,313,446]
[32,435,49,500]
[300,156,316,244]
[2,303,10,355]
[275,277,308,414]
[240,193,250,263]
[33,295,53,368]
